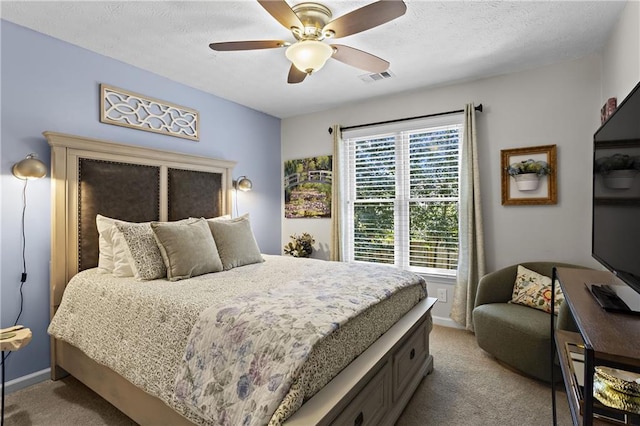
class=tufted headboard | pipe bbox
[45,131,235,317]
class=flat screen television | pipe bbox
[592,80,640,309]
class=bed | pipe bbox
[45,131,436,425]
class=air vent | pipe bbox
[358,70,395,83]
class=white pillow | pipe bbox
[96,214,134,276]
[96,214,115,274]
[111,225,135,277]
[96,215,144,278]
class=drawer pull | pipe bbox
[354,411,364,426]
[410,348,416,360]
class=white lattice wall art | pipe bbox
[100,84,199,141]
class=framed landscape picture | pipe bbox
[284,156,332,218]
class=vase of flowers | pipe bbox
[507,159,551,191]
[283,233,315,258]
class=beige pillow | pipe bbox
[511,265,564,314]
[151,218,223,281]
[207,214,264,270]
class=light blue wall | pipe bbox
[0,20,282,381]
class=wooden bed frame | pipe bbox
[46,131,436,425]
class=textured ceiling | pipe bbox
[1,1,627,118]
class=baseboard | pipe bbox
[431,315,465,329]
[4,368,50,394]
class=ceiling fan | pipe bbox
[209,0,407,84]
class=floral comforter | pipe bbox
[48,256,427,425]
[174,262,426,426]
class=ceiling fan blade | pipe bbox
[258,0,303,31]
[287,64,307,84]
[331,44,390,73]
[323,0,407,39]
[209,40,288,51]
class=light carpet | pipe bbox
[4,325,572,425]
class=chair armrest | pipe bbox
[474,262,590,312]
[474,265,519,308]
[556,301,579,332]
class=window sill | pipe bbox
[411,270,456,285]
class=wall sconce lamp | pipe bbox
[232,176,252,218]
[233,176,253,192]
[12,153,47,180]
[7,153,48,333]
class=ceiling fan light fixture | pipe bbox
[285,40,333,74]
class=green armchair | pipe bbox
[472,262,585,382]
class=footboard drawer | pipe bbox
[332,361,392,426]
[392,321,427,400]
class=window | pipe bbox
[341,114,464,276]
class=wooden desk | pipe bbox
[552,268,640,425]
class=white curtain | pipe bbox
[330,124,343,261]
[450,103,486,331]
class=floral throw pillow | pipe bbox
[510,265,564,314]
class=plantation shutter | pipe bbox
[347,135,396,265]
[407,125,460,270]
[342,114,463,274]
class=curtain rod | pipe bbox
[328,103,483,134]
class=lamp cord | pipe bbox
[1,180,29,366]
[1,180,28,425]
[16,179,28,326]
[234,188,239,218]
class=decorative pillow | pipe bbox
[151,218,223,281]
[200,214,231,221]
[115,222,166,281]
[207,214,264,270]
[111,226,135,278]
[96,215,135,277]
[511,265,564,314]
[96,214,118,274]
